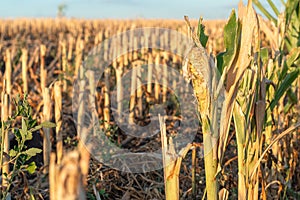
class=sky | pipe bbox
[0,0,284,20]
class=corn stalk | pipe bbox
[159,115,192,200]
[184,1,260,199]
[184,16,223,200]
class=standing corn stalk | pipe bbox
[129,62,137,125]
[49,149,89,200]
[54,81,63,164]
[40,44,47,94]
[159,115,192,200]
[5,49,12,96]
[216,1,260,198]
[21,48,28,93]
[103,66,111,135]
[42,88,52,173]
[61,40,68,92]
[147,54,153,98]
[183,16,223,200]
[1,93,10,188]
[184,2,259,196]
[162,59,168,103]
[154,54,161,102]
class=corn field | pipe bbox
[0,0,300,199]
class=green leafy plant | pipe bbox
[99,119,119,144]
[0,94,55,199]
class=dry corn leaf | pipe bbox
[218,0,260,166]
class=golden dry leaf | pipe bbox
[218,0,260,165]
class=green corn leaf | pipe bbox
[287,87,298,102]
[217,10,238,73]
[197,17,208,48]
[285,0,299,24]
[223,10,237,54]
[278,60,289,83]
[286,47,300,67]
[269,68,299,110]
[233,102,246,145]
[284,102,293,113]
[260,48,269,64]
[284,0,300,51]
[267,0,280,16]
[216,52,225,73]
[253,0,277,24]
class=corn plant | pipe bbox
[215,0,300,199]
[184,15,224,200]
[253,0,300,52]
[254,0,300,198]
[184,1,262,199]
[185,0,299,199]
[254,0,300,140]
